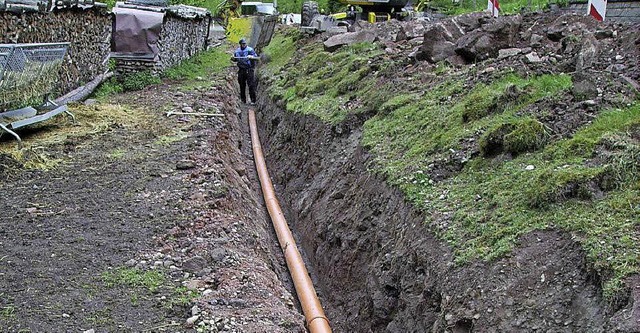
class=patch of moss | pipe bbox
[526,165,608,208]
[479,117,549,156]
[363,73,569,183]
[286,93,349,123]
[122,71,161,92]
[102,267,165,293]
[379,93,421,115]
[93,71,161,99]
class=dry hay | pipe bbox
[0,61,64,110]
[0,101,168,170]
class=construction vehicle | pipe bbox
[216,0,277,52]
[301,0,413,30]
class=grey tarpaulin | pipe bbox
[112,7,164,60]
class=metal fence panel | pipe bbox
[0,42,70,110]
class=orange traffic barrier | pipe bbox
[248,108,332,333]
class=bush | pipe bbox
[121,71,161,92]
[93,78,124,99]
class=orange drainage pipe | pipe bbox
[248,108,332,333]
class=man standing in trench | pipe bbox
[231,38,258,105]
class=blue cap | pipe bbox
[239,38,246,44]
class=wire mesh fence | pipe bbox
[0,42,69,111]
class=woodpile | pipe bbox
[114,59,156,76]
[0,7,111,99]
[157,15,210,70]
[115,13,210,76]
[1,2,210,107]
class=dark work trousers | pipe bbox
[238,68,257,103]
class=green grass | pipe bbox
[1,305,15,320]
[170,0,225,14]
[100,267,198,312]
[164,286,199,309]
[102,268,165,293]
[94,47,229,99]
[262,29,303,78]
[163,47,231,82]
[262,27,639,299]
[367,102,640,296]
[85,308,114,326]
[264,35,386,123]
[93,71,160,99]
[108,148,127,159]
[479,117,549,157]
[92,79,124,99]
[154,131,190,145]
[362,73,572,180]
[416,0,568,15]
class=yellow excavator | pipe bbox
[216,0,278,51]
[301,0,414,29]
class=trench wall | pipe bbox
[257,93,636,332]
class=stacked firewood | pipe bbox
[157,15,210,70]
[114,59,156,76]
[116,14,210,76]
[0,7,111,98]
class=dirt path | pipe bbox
[0,75,305,332]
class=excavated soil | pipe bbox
[0,75,305,332]
[2,9,640,333]
[254,10,640,333]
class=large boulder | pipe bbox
[546,13,599,43]
[418,23,458,62]
[451,11,485,32]
[324,30,377,51]
[455,31,494,61]
[416,12,495,63]
[572,72,599,101]
[368,20,404,42]
[397,20,429,41]
[455,15,522,62]
[575,35,598,71]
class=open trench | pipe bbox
[241,80,639,332]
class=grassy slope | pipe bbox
[263,30,640,297]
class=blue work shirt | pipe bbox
[234,46,258,69]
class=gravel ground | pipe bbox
[0,72,306,332]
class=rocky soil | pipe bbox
[0,74,305,332]
[257,9,640,333]
[1,8,639,333]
